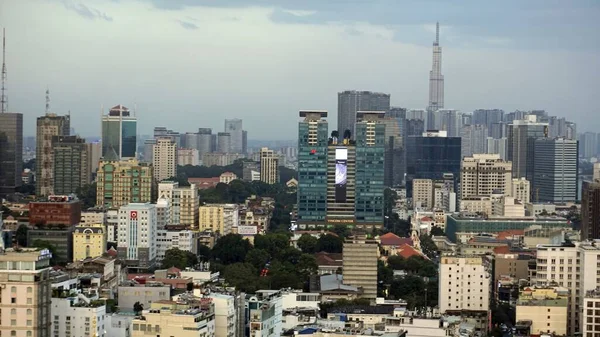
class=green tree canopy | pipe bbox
[212,234,252,264]
[245,249,270,271]
[161,248,198,269]
[315,234,343,253]
[254,233,290,257]
[16,224,28,247]
[297,234,318,254]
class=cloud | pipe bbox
[178,20,199,30]
[62,1,113,22]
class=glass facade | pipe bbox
[354,122,385,224]
[122,120,137,158]
[102,118,137,159]
[0,113,23,196]
[297,118,329,223]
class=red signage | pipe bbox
[130,211,138,220]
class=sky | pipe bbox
[1,0,599,139]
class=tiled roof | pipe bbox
[380,232,413,247]
[315,252,343,266]
[396,244,426,259]
[496,230,525,240]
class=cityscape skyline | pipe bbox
[2,1,599,139]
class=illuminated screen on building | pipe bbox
[335,148,348,202]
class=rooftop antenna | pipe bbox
[434,22,439,46]
[45,88,50,114]
[1,28,7,113]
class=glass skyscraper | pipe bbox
[0,113,23,197]
[102,105,137,159]
[297,111,329,225]
[354,112,386,225]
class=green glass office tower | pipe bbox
[297,111,329,225]
[102,105,137,159]
[354,111,386,226]
[0,113,23,197]
[53,135,90,195]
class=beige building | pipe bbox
[412,179,434,210]
[0,248,53,337]
[260,147,279,184]
[153,137,177,182]
[177,148,199,166]
[516,287,568,336]
[72,223,107,260]
[511,177,531,203]
[201,153,244,167]
[199,204,239,235]
[131,300,215,337]
[493,253,531,286]
[583,289,600,337]
[158,182,199,228]
[439,254,491,313]
[460,154,512,199]
[460,196,493,215]
[343,234,378,301]
[219,172,238,184]
[96,159,154,209]
[36,113,70,197]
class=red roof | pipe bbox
[396,244,426,259]
[493,246,511,255]
[167,267,181,274]
[420,216,434,222]
[496,230,524,240]
[380,232,413,247]
[188,177,220,190]
[314,252,343,266]
[106,247,118,257]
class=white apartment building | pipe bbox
[117,203,157,268]
[461,154,512,199]
[247,290,283,337]
[536,241,600,335]
[158,182,199,228]
[156,197,171,229]
[512,178,531,204]
[208,293,237,337]
[413,179,434,210]
[177,148,199,166]
[105,209,118,243]
[439,255,491,314]
[260,147,279,184]
[583,289,600,337]
[199,204,239,235]
[156,229,199,262]
[80,209,106,226]
[153,137,177,182]
[281,290,320,309]
[51,295,107,337]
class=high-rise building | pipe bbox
[157,181,199,228]
[51,296,107,337]
[224,119,243,153]
[337,90,390,136]
[427,22,444,115]
[354,111,385,226]
[36,113,70,196]
[507,117,548,181]
[52,135,90,195]
[439,255,491,314]
[460,154,512,199]
[198,204,239,235]
[217,132,231,153]
[435,109,463,137]
[472,109,504,135]
[486,137,508,160]
[197,128,214,158]
[579,131,597,159]
[460,124,488,157]
[96,159,153,209]
[117,203,157,268]
[343,234,378,301]
[101,104,137,159]
[405,130,461,195]
[582,180,600,240]
[260,147,279,184]
[413,179,434,210]
[152,137,177,182]
[242,130,248,154]
[511,178,531,204]
[177,148,199,166]
[532,138,578,203]
[383,108,405,187]
[0,112,23,196]
[0,249,52,337]
[297,111,329,226]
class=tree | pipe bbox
[377,260,393,297]
[245,249,270,270]
[430,226,445,236]
[161,248,198,269]
[30,240,57,265]
[254,233,290,257]
[76,182,97,209]
[16,224,28,247]
[331,224,351,239]
[222,262,261,292]
[419,234,439,260]
[315,234,343,253]
[212,234,252,264]
[297,254,318,278]
[133,301,144,315]
[297,234,318,254]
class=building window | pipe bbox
[11,309,16,315]
[11,319,16,326]
[27,309,32,315]
[27,287,32,293]
[11,298,16,304]
[11,286,16,292]
[11,331,16,337]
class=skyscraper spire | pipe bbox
[45,88,51,114]
[435,21,439,46]
[1,28,7,114]
[427,21,444,119]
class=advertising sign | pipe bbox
[130,211,138,220]
[238,225,258,235]
[335,148,348,203]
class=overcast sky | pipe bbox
[1,0,599,139]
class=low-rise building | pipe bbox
[131,298,216,337]
[51,294,107,337]
[156,228,199,262]
[246,290,283,337]
[117,282,171,312]
[516,294,567,336]
[199,204,239,235]
[72,223,107,260]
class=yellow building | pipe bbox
[131,299,215,337]
[72,224,107,260]
[515,287,568,336]
[198,204,238,235]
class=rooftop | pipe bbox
[516,298,568,307]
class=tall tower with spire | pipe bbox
[1,28,7,114]
[427,22,444,120]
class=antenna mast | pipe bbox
[1,28,7,113]
[45,88,50,114]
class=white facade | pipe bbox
[156,197,171,229]
[461,154,513,199]
[281,291,320,310]
[106,209,118,242]
[156,229,198,261]
[486,137,508,160]
[80,210,106,226]
[177,148,199,166]
[260,147,279,184]
[51,296,107,337]
[247,290,283,337]
[208,293,237,337]
[105,314,134,337]
[439,255,491,313]
[157,182,199,227]
[511,178,531,204]
[152,137,177,182]
[117,203,157,266]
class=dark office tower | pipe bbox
[582,180,600,240]
[404,119,425,139]
[102,105,136,159]
[532,138,578,203]
[242,130,248,155]
[337,90,390,137]
[355,112,386,227]
[297,110,329,226]
[507,118,548,181]
[197,128,213,157]
[36,113,70,197]
[0,113,23,197]
[382,108,405,187]
[472,109,504,135]
[52,135,90,195]
[405,130,461,196]
[490,122,506,139]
